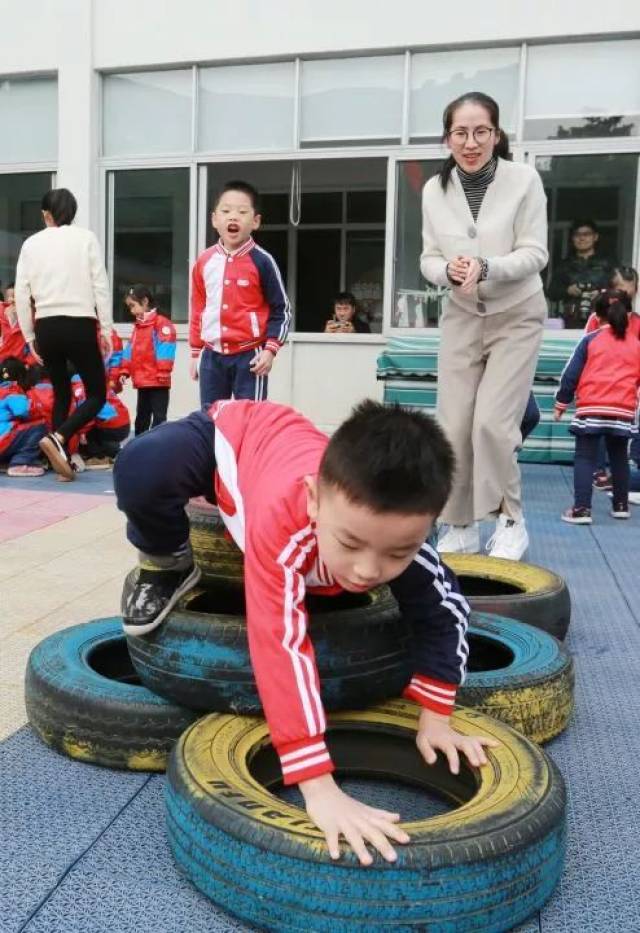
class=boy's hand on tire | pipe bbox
[416,708,500,774]
[299,773,410,866]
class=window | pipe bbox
[110,169,190,323]
[410,48,520,142]
[537,154,638,329]
[103,71,192,157]
[525,40,640,140]
[300,56,404,144]
[198,63,294,152]
[0,77,57,163]
[0,173,52,291]
[393,160,444,328]
[205,158,386,332]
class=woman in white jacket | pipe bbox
[422,92,548,560]
[15,188,113,480]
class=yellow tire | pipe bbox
[186,500,243,584]
[443,553,571,640]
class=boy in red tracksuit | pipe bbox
[189,180,291,407]
[114,399,497,866]
[106,328,124,393]
[556,288,640,523]
[120,286,176,435]
[0,357,46,476]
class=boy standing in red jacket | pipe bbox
[114,399,496,865]
[121,285,176,435]
[189,180,291,406]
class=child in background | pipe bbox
[0,285,34,365]
[121,285,176,435]
[189,180,291,406]
[76,382,130,468]
[0,357,46,476]
[106,327,124,393]
[555,289,640,523]
[324,292,371,334]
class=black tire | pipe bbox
[442,553,571,640]
[25,618,198,771]
[461,613,574,743]
[126,581,409,713]
[186,500,244,584]
[166,699,567,932]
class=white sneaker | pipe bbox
[486,514,529,561]
[437,523,480,554]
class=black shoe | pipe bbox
[121,564,201,636]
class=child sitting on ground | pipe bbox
[114,398,497,866]
[189,180,291,406]
[555,289,640,523]
[324,291,371,334]
[120,286,176,435]
[0,357,46,476]
[71,376,130,468]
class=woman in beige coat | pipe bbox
[421,92,548,560]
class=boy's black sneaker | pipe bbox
[561,507,592,525]
[121,564,201,636]
[610,501,630,519]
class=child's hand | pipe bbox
[553,407,564,421]
[416,708,499,774]
[250,349,275,376]
[189,357,199,381]
[299,773,410,866]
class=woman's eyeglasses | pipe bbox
[448,126,494,145]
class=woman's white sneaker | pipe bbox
[486,514,529,561]
[437,523,480,554]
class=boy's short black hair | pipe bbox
[319,400,454,515]
[212,180,261,213]
[41,188,77,226]
[334,291,357,307]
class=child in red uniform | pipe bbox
[120,286,176,435]
[0,285,33,365]
[114,399,496,866]
[189,180,291,406]
[0,357,46,476]
[106,327,124,393]
[556,289,640,523]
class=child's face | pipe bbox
[125,296,148,319]
[306,479,433,592]
[211,191,261,251]
[4,288,15,306]
[334,302,355,324]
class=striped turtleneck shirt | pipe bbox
[457,157,497,221]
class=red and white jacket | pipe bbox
[190,238,291,359]
[208,400,470,785]
[556,325,640,421]
[121,311,176,389]
[0,304,35,364]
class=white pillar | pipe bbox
[55,0,99,232]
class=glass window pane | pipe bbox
[525,40,640,139]
[103,71,192,156]
[296,230,342,332]
[410,48,520,140]
[346,230,385,332]
[537,153,638,329]
[0,173,52,290]
[393,160,445,328]
[198,63,294,152]
[347,191,386,224]
[300,192,342,224]
[301,56,404,142]
[112,169,190,323]
[0,77,57,163]
[206,161,294,247]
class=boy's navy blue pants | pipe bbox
[573,433,629,509]
[199,347,268,408]
[0,425,46,466]
[113,411,215,556]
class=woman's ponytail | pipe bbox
[592,288,632,340]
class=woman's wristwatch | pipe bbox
[478,258,489,281]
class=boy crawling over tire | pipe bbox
[114,399,498,864]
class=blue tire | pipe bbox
[166,700,567,932]
[25,618,198,770]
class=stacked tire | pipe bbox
[24,502,573,931]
